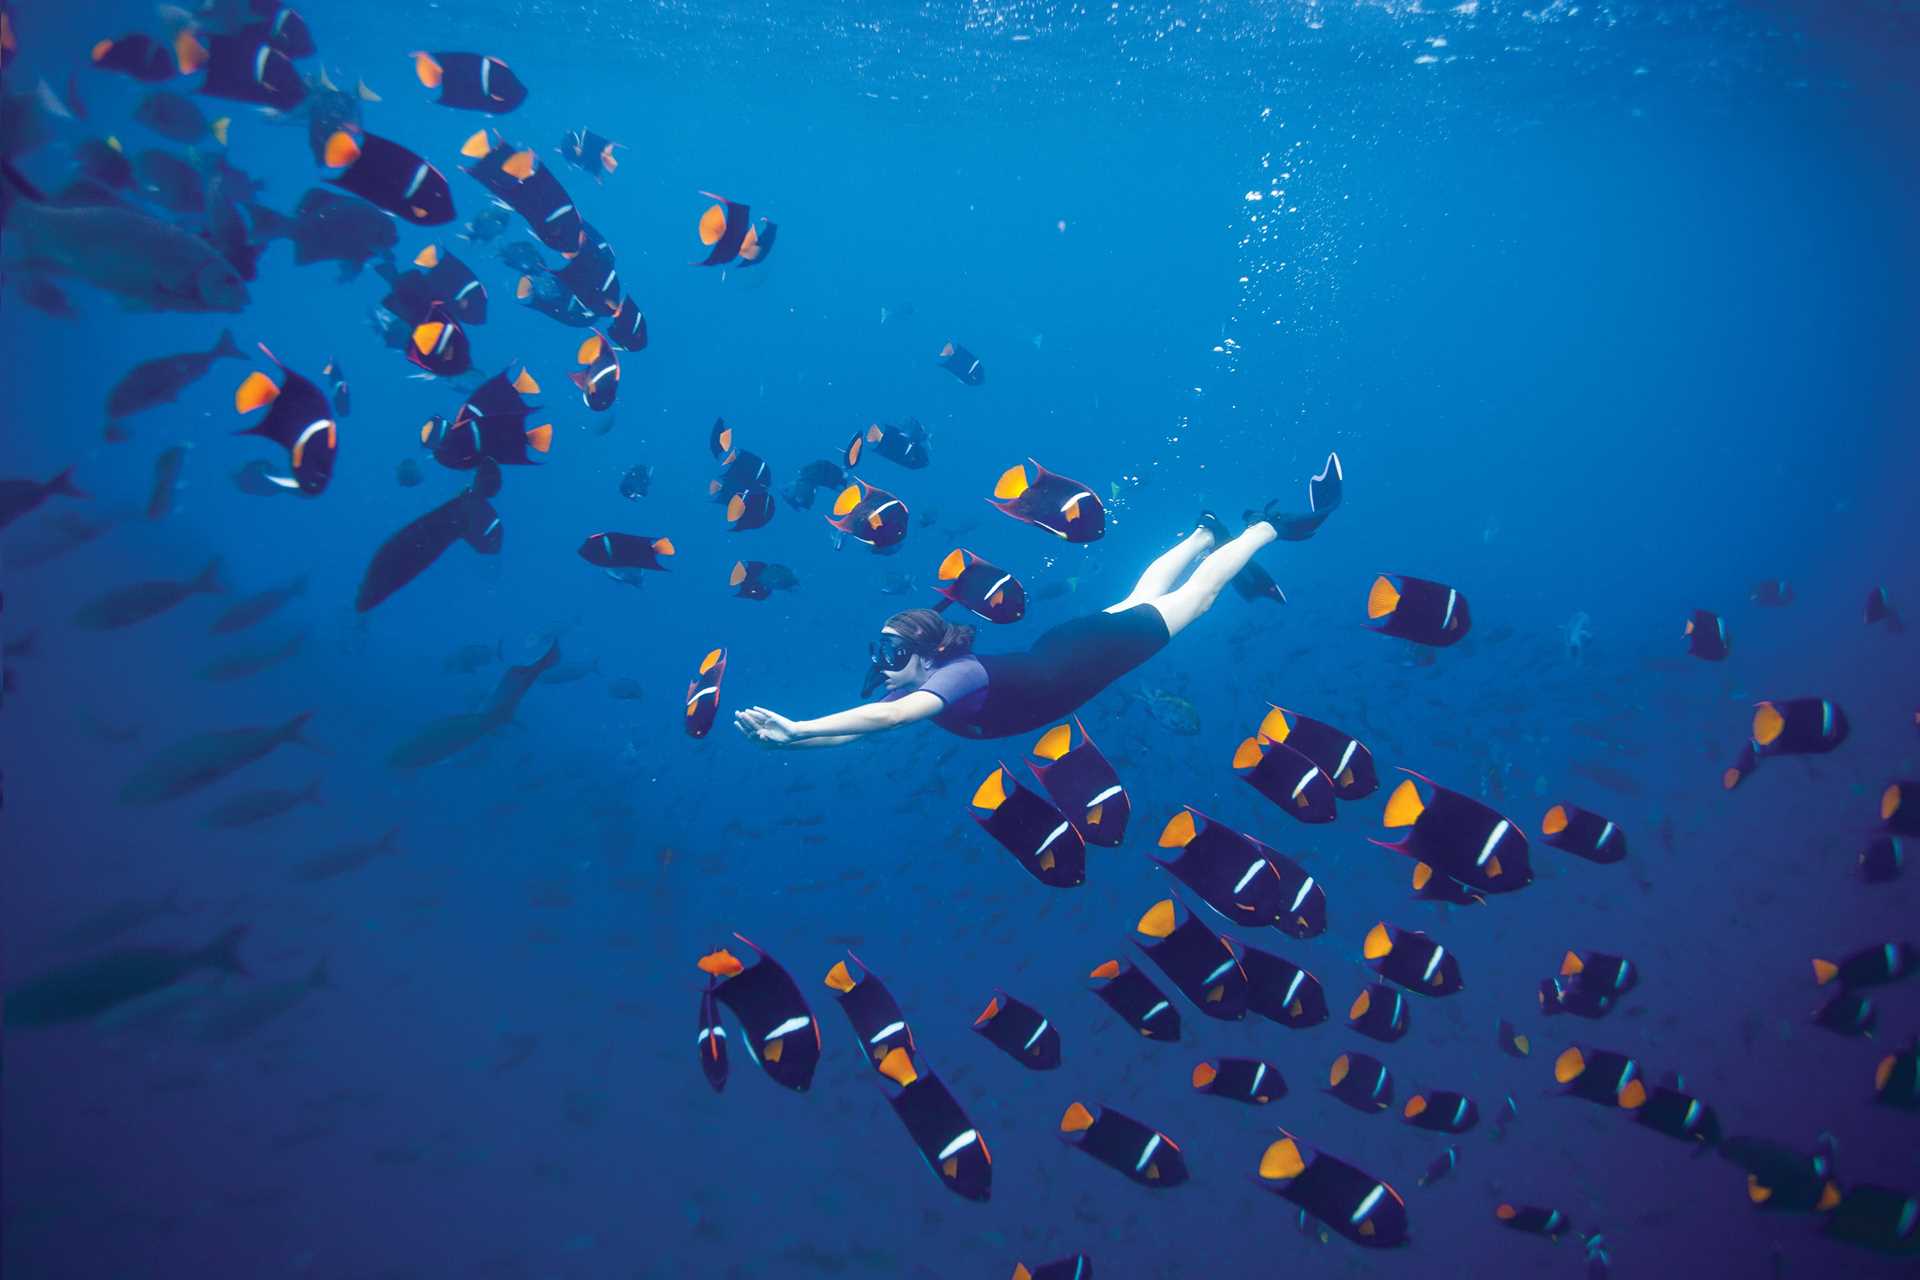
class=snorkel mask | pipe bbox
[862,631,915,697]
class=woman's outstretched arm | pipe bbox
[734,691,944,748]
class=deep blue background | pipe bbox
[4,1,1918,1276]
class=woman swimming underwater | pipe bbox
[733,453,1343,748]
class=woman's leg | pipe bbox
[1103,526,1217,615]
[1143,522,1278,637]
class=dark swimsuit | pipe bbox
[884,604,1171,739]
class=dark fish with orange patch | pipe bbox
[1192,1056,1285,1105]
[460,130,581,251]
[179,29,305,110]
[380,243,487,325]
[827,477,909,552]
[1540,802,1627,864]
[724,486,775,532]
[569,330,619,410]
[1132,896,1247,1019]
[1086,956,1178,1040]
[557,128,619,181]
[1750,697,1848,759]
[404,303,471,377]
[934,548,1025,624]
[1028,718,1127,846]
[1813,942,1914,992]
[692,191,750,265]
[551,225,619,315]
[89,33,177,82]
[697,981,728,1092]
[1255,1132,1408,1247]
[422,365,549,469]
[846,419,930,470]
[684,648,726,738]
[695,937,818,1090]
[578,531,673,577]
[1364,573,1469,646]
[1057,1100,1186,1187]
[411,51,525,113]
[1150,806,1322,938]
[1372,770,1531,893]
[1684,609,1730,660]
[972,990,1060,1070]
[607,294,647,351]
[970,764,1085,887]
[322,128,453,225]
[937,340,984,385]
[232,345,336,494]
[989,459,1103,542]
[1362,921,1464,996]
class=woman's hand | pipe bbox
[734,706,802,747]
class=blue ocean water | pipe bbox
[4,1,1919,1276]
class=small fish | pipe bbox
[133,148,203,214]
[133,90,227,145]
[606,678,646,701]
[5,925,247,1028]
[443,641,500,674]
[391,643,558,769]
[289,828,401,883]
[193,958,328,1042]
[73,558,223,629]
[539,657,599,685]
[198,631,305,682]
[120,712,314,805]
[200,778,322,830]
[395,458,424,487]
[619,464,652,501]
[491,1031,539,1072]
[5,510,111,569]
[211,575,306,634]
[249,187,398,280]
[461,204,511,242]
[1131,687,1201,735]
[321,355,350,417]
[146,444,190,521]
[72,137,134,191]
[105,329,243,423]
[17,273,75,318]
[0,466,85,529]
[49,891,194,952]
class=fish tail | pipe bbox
[0,159,47,213]
[245,200,294,242]
[46,466,87,500]
[211,329,243,361]
[280,710,324,751]
[203,923,249,975]
[191,557,225,595]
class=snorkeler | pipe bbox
[732,453,1343,747]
